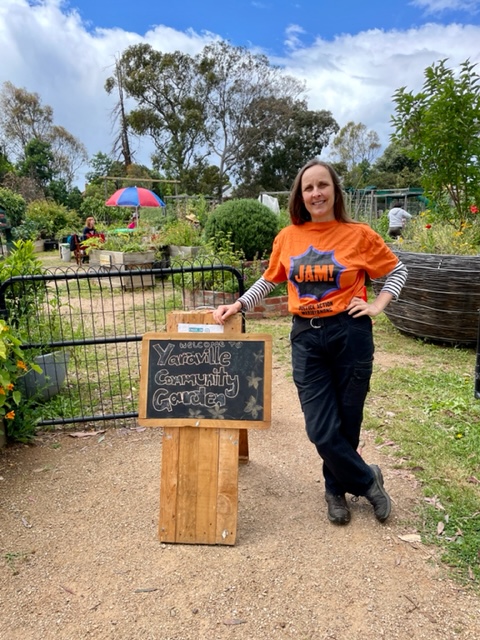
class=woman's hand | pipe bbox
[212,301,242,325]
[347,297,382,318]
[347,290,393,318]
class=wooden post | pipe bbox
[139,310,271,545]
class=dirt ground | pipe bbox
[1,350,480,640]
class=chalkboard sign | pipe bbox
[138,332,272,429]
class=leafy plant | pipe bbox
[392,59,480,227]
[204,198,279,261]
[159,219,203,247]
[0,240,46,325]
[24,199,80,239]
[392,212,480,255]
[11,218,43,242]
[171,231,287,296]
[81,230,153,254]
[0,319,42,437]
[0,187,26,228]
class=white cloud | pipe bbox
[284,24,306,51]
[0,0,214,186]
[411,0,480,13]
[277,23,480,153]
[1,0,480,187]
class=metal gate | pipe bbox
[0,262,244,430]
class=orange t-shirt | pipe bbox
[262,221,399,317]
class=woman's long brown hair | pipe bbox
[288,160,352,225]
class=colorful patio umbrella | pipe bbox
[105,186,166,227]
[105,186,166,209]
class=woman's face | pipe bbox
[301,165,335,222]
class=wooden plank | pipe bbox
[238,429,249,464]
[175,427,199,543]
[215,429,239,545]
[195,429,220,544]
[159,427,180,542]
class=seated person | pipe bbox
[82,216,105,242]
[127,212,138,229]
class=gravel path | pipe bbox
[1,355,480,640]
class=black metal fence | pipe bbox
[0,261,244,430]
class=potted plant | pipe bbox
[16,293,72,401]
[159,219,203,258]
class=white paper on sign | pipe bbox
[177,323,225,333]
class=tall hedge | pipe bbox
[204,199,279,261]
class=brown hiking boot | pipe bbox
[325,492,351,525]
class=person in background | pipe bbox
[127,210,138,229]
[81,217,105,247]
[213,159,408,526]
[82,216,98,240]
[387,201,412,238]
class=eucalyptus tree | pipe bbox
[110,44,210,190]
[0,82,53,156]
[112,40,307,198]
[196,41,306,199]
[0,81,88,188]
[331,121,381,173]
[236,96,339,194]
[104,56,135,167]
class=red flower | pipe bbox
[470,205,478,214]
[425,224,432,229]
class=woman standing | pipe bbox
[213,160,407,525]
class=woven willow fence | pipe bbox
[372,250,480,346]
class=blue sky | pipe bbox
[1,0,480,187]
[71,0,480,55]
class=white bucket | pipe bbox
[60,243,71,262]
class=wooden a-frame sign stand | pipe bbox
[138,310,272,545]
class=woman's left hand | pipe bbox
[346,296,382,318]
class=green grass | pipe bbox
[248,313,480,586]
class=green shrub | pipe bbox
[204,199,279,261]
[25,200,80,239]
[0,187,26,228]
[11,218,42,241]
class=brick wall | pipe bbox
[183,290,290,319]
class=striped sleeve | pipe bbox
[237,277,276,311]
[380,261,408,300]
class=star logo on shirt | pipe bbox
[289,247,345,301]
